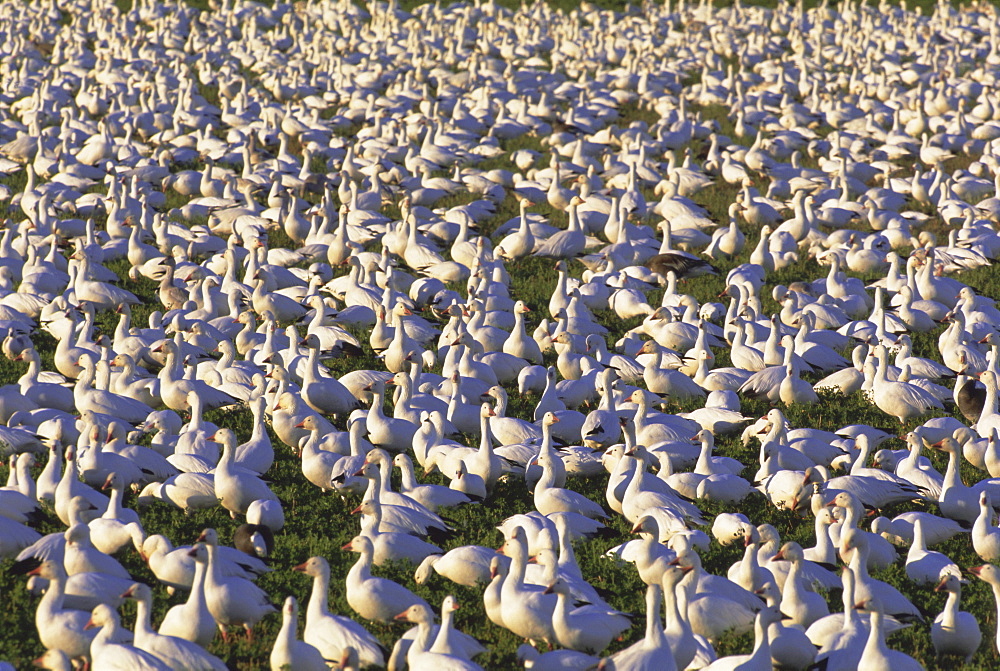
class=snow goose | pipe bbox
[156,341,237,411]
[197,528,275,641]
[393,602,484,671]
[85,603,171,671]
[73,353,154,424]
[872,511,966,547]
[544,578,631,654]
[122,582,227,670]
[22,560,96,663]
[414,545,499,588]
[300,335,362,417]
[292,556,384,667]
[353,498,442,566]
[270,596,329,671]
[532,451,606,520]
[770,542,828,627]
[973,491,1000,562]
[856,599,924,671]
[700,607,781,671]
[931,572,981,663]
[498,526,557,646]
[487,385,542,445]
[88,473,145,555]
[970,563,1000,655]
[342,535,430,622]
[158,542,216,648]
[807,566,868,665]
[930,436,981,526]
[495,199,536,262]
[297,416,339,490]
[502,300,543,364]
[63,523,131,579]
[209,428,278,517]
[598,583,676,671]
[29,650,73,671]
[523,413,567,492]
[364,380,418,454]
[844,533,923,623]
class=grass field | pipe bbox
[2,0,1000,668]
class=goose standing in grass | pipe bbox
[343,535,430,623]
[270,596,330,671]
[931,572,981,663]
[292,556,385,668]
[122,582,228,671]
[86,604,171,671]
[197,528,276,642]
[158,542,216,648]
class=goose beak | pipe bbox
[969,566,985,577]
[292,561,309,573]
[341,541,354,551]
[84,617,96,630]
[393,610,409,621]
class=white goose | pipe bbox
[544,578,631,654]
[292,556,385,668]
[209,428,278,517]
[122,582,227,671]
[24,561,97,663]
[270,596,330,671]
[931,572,981,663]
[198,528,276,642]
[158,542,216,648]
[393,602,484,671]
[904,516,960,585]
[343,535,430,622]
[86,603,171,671]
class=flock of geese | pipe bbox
[4,0,1000,668]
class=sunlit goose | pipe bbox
[158,542,216,648]
[270,596,329,671]
[770,542,828,627]
[931,572,981,663]
[63,523,131,580]
[394,453,473,511]
[498,526,557,646]
[544,578,631,654]
[292,556,384,668]
[343,535,430,623]
[844,532,923,623]
[353,499,442,566]
[22,560,97,663]
[393,602,484,671]
[208,428,278,517]
[86,603,171,671]
[87,473,145,555]
[597,583,676,671]
[197,528,276,641]
[856,599,924,671]
[700,607,782,671]
[532,452,606,520]
[414,545,499,588]
[122,582,228,671]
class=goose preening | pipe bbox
[4,1,1000,668]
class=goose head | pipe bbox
[292,556,329,578]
